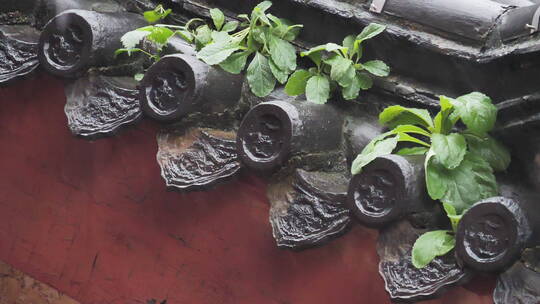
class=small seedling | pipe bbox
[285,23,389,104]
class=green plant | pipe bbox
[195,1,302,97]
[115,1,302,96]
[114,4,184,80]
[284,23,389,104]
[114,5,235,79]
[350,92,511,268]
[142,4,171,23]
[115,4,174,59]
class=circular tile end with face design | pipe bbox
[347,155,410,228]
[38,12,92,77]
[456,197,529,272]
[139,54,197,122]
[236,101,297,171]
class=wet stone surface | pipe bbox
[352,168,398,217]
[377,221,469,302]
[242,114,285,161]
[64,74,142,138]
[146,69,188,116]
[156,128,241,191]
[493,261,540,304]
[0,25,39,84]
[267,169,351,250]
[463,214,511,261]
[522,247,540,273]
[45,24,85,68]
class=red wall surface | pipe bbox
[0,73,495,304]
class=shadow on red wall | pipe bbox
[0,73,495,304]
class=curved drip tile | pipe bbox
[64,74,142,138]
[156,127,241,191]
[493,261,540,303]
[0,25,40,84]
[377,220,471,302]
[523,246,540,272]
[267,169,351,250]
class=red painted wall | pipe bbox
[0,73,495,304]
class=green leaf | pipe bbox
[351,135,399,175]
[195,25,212,46]
[144,11,161,23]
[396,147,429,156]
[134,73,144,81]
[443,202,457,216]
[269,58,289,84]
[211,31,232,43]
[301,43,345,57]
[219,51,249,74]
[353,40,363,59]
[327,56,353,84]
[434,95,456,134]
[210,8,225,30]
[174,30,194,43]
[268,15,299,40]
[412,230,455,268]
[357,73,373,90]
[425,149,446,200]
[269,36,297,71]
[222,21,239,32]
[431,133,467,169]
[252,26,270,45]
[319,43,344,53]
[362,60,390,77]
[356,23,386,41]
[305,75,330,104]
[251,1,272,25]
[246,52,276,97]
[267,14,282,27]
[442,203,462,232]
[307,52,322,68]
[144,6,171,23]
[396,132,430,147]
[379,105,434,129]
[185,18,205,30]
[285,69,311,96]
[392,124,432,137]
[114,48,141,57]
[144,27,175,46]
[253,10,271,26]
[254,1,272,13]
[343,35,356,55]
[451,92,497,135]
[121,30,150,49]
[425,152,498,213]
[197,38,240,65]
[283,24,303,41]
[342,73,362,100]
[464,134,511,172]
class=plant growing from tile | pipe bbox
[115,4,229,80]
[115,2,302,97]
[285,23,390,104]
[350,92,511,268]
[115,2,389,103]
